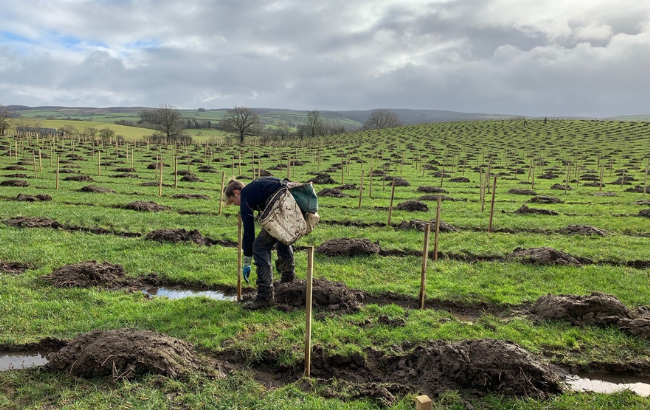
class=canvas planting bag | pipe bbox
[258,187,307,245]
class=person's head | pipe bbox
[224,179,245,206]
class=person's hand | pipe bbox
[243,256,252,283]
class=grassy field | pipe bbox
[1,118,650,408]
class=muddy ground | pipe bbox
[79,185,116,193]
[42,261,136,289]
[47,328,220,380]
[558,225,607,236]
[394,201,428,212]
[0,179,29,187]
[0,260,32,274]
[4,216,63,229]
[394,219,458,233]
[316,238,381,256]
[507,247,582,266]
[120,201,171,212]
[16,193,52,202]
[515,204,559,216]
[275,278,365,312]
[145,228,235,247]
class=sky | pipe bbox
[0,0,649,117]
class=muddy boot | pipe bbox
[243,296,274,310]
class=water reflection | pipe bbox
[0,352,48,371]
[142,287,236,301]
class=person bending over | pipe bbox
[224,177,295,309]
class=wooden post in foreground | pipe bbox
[55,156,60,190]
[433,196,442,262]
[387,178,397,226]
[219,172,225,215]
[237,213,243,301]
[304,246,314,377]
[174,156,178,188]
[97,151,101,176]
[415,395,432,410]
[419,223,431,310]
[158,156,163,197]
[488,176,497,233]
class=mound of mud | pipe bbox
[334,183,357,190]
[0,261,32,274]
[5,173,28,178]
[275,278,364,312]
[416,186,447,194]
[626,185,649,193]
[508,247,581,266]
[638,209,650,218]
[4,216,63,229]
[112,173,139,178]
[79,185,116,193]
[146,163,160,169]
[537,172,559,180]
[47,328,213,379]
[16,193,52,202]
[0,179,29,187]
[529,196,564,204]
[316,238,381,257]
[610,178,633,185]
[394,219,458,233]
[3,165,27,171]
[145,229,209,245]
[530,293,630,327]
[515,205,559,216]
[308,173,336,184]
[311,339,562,398]
[172,194,210,200]
[635,200,650,206]
[64,175,94,182]
[558,225,607,236]
[383,177,410,187]
[593,192,617,197]
[114,167,137,173]
[122,201,170,212]
[318,188,347,198]
[418,195,456,202]
[508,189,537,195]
[180,174,204,182]
[394,201,428,212]
[140,181,173,187]
[42,261,131,289]
[550,184,571,190]
[448,177,470,182]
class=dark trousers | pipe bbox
[252,228,294,299]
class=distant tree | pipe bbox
[198,108,206,112]
[155,104,185,140]
[85,127,98,139]
[275,122,291,140]
[0,104,10,136]
[219,106,261,144]
[59,124,78,138]
[363,109,402,130]
[298,110,325,138]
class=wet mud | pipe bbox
[145,229,236,247]
[316,238,381,256]
[507,247,583,266]
[275,278,365,312]
[42,261,135,289]
[47,328,221,380]
[394,201,428,212]
[0,260,32,274]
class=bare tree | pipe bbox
[299,110,325,138]
[363,109,402,130]
[0,104,10,136]
[220,106,260,144]
[156,103,185,140]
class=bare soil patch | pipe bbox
[317,188,347,198]
[47,328,219,379]
[3,166,27,171]
[275,278,365,312]
[394,219,458,233]
[79,185,116,193]
[180,174,204,182]
[316,238,381,256]
[418,194,457,202]
[114,167,137,172]
[308,173,336,184]
[558,225,607,236]
[42,261,133,289]
[0,261,32,274]
[4,216,63,229]
[417,186,447,194]
[507,247,582,266]
[121,201,171,212]
[394,201,428,212]
[448,177,470,182]
[172,194,210,200]
[0,179,29,187]
[638,209,650,218]
[334,183,357,190]
[4,173,27,178]
[515,205,559,215]
[550,184,571,190]
[63,175,94,182]
[382,176,410,186]
[16,193,52,202]
[529,196,564,204]
[146,229,209,245]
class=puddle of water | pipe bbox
[566,373,650,397]
[0,352,49,371]
[142,287,236,301]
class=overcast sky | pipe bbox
[1,0,649,117]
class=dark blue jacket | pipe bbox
[240,177,285,256]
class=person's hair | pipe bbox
[223,179,245,205]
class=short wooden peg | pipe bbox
[415,395,432,410]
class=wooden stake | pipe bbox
[55,156,60,190]
[387,178,397,226]
[32,153,37,179]
[433,196,442,262]
[488,176,497,232]
[219,172,226,215]
[174,156,178,188]
[531,165,535,190]
[565,162,570,194]
[304,246,314,377]
[341,159,344,184]
[599,165,604,192]
[415,395,432,410]
[237,213,243,301]
[159,156,163,197]
[131,148,134,168]
[419,223,431,309]
[368,167,373,198]
[358,173,364,209]
[644,162,649,196]
[287,157,291,180]
[38,149,42,172]
[97,151,101,176]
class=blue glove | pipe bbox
[243,256,252,284]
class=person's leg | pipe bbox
[275,242,295,283]
[252,228,277,300]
